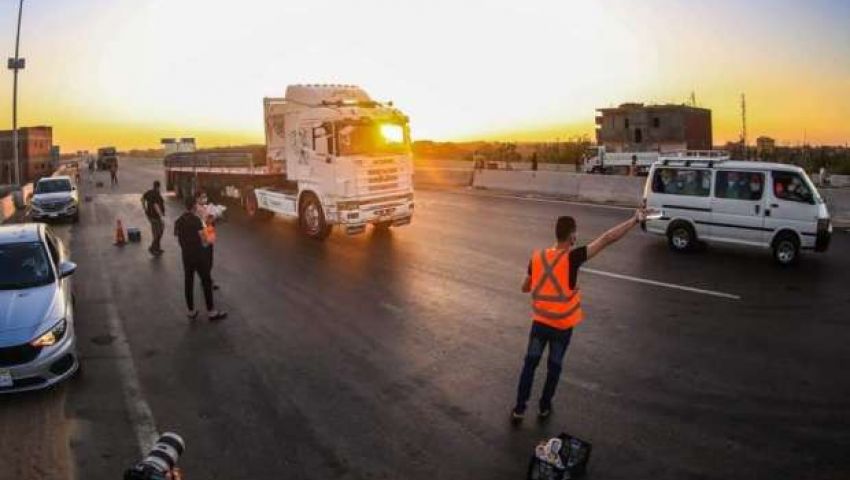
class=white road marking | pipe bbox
[93,206,160,455]
[581,267,741,300]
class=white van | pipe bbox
[642,159,831,265]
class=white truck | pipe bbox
[583,146,729,175]
[164,84,414,240]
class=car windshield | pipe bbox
[337,122,409,156]
[0,242,55,290]
[35,179,72,194]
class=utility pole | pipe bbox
[8,0,25,185]
[740,93,747,160]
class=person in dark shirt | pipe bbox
[512,210,645,421]
[174,196,226,321]
[141,181,165,255]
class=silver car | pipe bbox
[0,223,79,393]
[30,175,80,222]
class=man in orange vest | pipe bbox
[512,210,645,421]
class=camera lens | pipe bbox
[143,432,185,473]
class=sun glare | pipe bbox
[381,124,404,144]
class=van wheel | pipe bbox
[667,222,696,252]
[374,221,392,231]
[299,193,331,240]
[772,232,799,266]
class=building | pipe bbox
[595,103,712,153]
[0,126,54,184]
[756,136,776,159]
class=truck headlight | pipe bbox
[31,319,67,347]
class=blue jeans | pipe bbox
[515,323,574,411]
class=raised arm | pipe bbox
[586,209,645,260]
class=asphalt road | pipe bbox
[3,157,849,480]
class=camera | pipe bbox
[124,432,185,480]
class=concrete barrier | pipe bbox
[473,170,582,197]
[577,174,645,205]
[822,188,850,226]
[473,170,645,206]
[413,166,473,187]
[828,174,850,188]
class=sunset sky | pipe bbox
[1,0,848,151]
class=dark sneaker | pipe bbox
[186,310,199,320]
[209,310,228,321]
[538,407,552,420]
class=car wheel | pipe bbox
[667,222,696,252]
[299,193,331,240]
[772,232,799,266]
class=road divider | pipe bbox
[413,166,473,187]
[472,170,645,206]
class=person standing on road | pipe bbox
[141,180,165,256]
[109,162,118,186]
[194,190,220,290]
[174,195,227,321]
[511,210,645,421]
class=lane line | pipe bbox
[91,198,160,456]
[581,267,742,300]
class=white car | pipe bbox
[0,223,79,393]
[30,175,80,222]
[643,159,831,265]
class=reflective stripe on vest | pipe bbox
[530,248,583,329]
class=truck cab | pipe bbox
[258,85,414,238]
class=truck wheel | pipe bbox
[374,221,392,232]
[243,189,272,221]
[667,221,696,252]
[299,193,331,240]
[772,231,799,266]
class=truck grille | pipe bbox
[357,158,407,194]
[0,343,42,367]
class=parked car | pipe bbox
[0,223,79,393]
[30,175,80,222]
[643,159,831,265]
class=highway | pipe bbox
[2,157,849,479]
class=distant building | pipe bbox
[595,103,712,153]
[756,136,776,159]
[0,126,54,184]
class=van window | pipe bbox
[651,168,711,196]
[772,171,814,204]
[715,171,764,200]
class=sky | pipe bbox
[0,0,848,151]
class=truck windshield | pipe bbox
[337,122,409,157]
[36,179,72,194]
[0,242,55,290]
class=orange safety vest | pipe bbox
[529,248,583,330]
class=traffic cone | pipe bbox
[114,219,126,246]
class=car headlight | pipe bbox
[30,319,67,347]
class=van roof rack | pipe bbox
[660,150,730,167]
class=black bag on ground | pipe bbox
[526,433,592,480]
[127,227,142,242]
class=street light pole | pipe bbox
[9,0,25,186]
